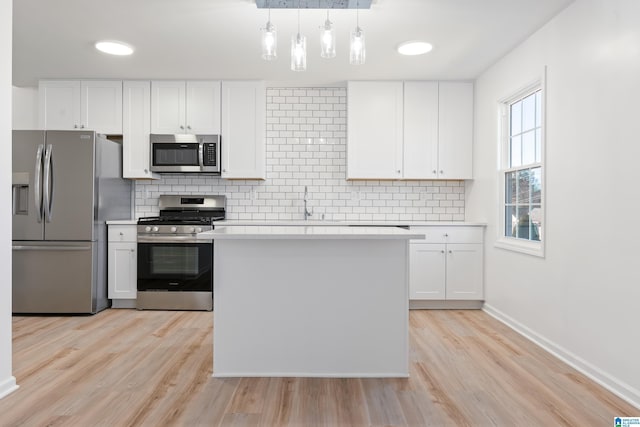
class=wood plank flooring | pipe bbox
[0,309,636,426]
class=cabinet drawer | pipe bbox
[108,225,137,242]
[410,226,483,244]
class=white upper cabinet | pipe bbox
[221,81,266,180]
[186,81,222,134]
[39,80,122,134]
[151,80,221,134]
[347,80,473,180]
[347,81,404,180]
[438,82,473,179]
[403,81,439,179]
[122,81,158,179]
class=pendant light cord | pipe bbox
[297,0,301,35]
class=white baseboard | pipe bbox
[409,300,483,310]
[483,304,640,410]
[111,299,136,309]
[0,376,18,400]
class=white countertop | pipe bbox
[106,220,137,225]
[199,226,425,240]
[215,220,486,227]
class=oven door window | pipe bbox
[138,243,212,292]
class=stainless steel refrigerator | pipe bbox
[12,130,132,314]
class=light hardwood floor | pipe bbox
[0,309,636,426]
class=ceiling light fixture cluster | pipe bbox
[259,0,366,72]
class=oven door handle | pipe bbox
[137,235,211,244]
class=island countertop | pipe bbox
[214,220,487,227]
[198,225,425,240]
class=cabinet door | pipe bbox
[38,80,81,130]
[108,242,137,299]
[438,82,473,179]
[403,82,439,179]
[409,243,446,300]
[347,81,403,179]
[81,81,123,134]
[123,81,158,179]
[445,243,483,300]
[221,81,265,179]
[151,81,186,134]
[186,81,221,134]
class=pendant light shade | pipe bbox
[350,27,365,64]
[291,33,307,71]
[320,11,336,58]
[261,20,277,60]
[349,1,365,65]
[291,5,306,71]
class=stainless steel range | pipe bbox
[136,195,225,311]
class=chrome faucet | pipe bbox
[303,186,312,220]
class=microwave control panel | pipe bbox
[203,143,217,166]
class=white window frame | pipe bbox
[495,72,546,257]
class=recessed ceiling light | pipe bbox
[397,41,433,56]
[95,40,134,56]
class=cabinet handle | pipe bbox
[187,125,192,130]
[448,250,453,254]
[222,169,226,173]
[180,125,185,130]
[144,168,148,173]
[441,250,445,254]
[80,124,85,129]
[119,232,124,236]
[74,124,78,129]
[130,249,135,253]
[397,170,401,174]
[432,170,437,174]
[440,170,444,175]
[444,233,449,237]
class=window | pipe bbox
[497,84,544,256]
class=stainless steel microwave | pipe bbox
[150,134,221,173]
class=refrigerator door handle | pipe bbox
[43,144,54,222]
[34,144,44,223]
[12,245,91,251]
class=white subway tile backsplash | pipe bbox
[134,87,465,221]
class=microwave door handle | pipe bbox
[34,144,44,222]
[199,143,205,169]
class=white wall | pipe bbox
[467,0,640,407]
[0,0,18,400]
[12,86,38,129]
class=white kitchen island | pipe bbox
[198,226,424,378]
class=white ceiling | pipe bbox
[12,0,574,87]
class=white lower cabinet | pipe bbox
[410,243,446,299]
[108,225,137,307]
[409,226,483,303]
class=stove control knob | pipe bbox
[145,226,151,232]
[195,227,203,233]
[170,226,178,233]
[189,227,196,233]
[152,226,159,232]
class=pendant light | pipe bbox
[291,3,306,71]
[260,4,277,60]
[320,10,336,59]
[349,1,366,65]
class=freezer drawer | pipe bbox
[12,241,102,314]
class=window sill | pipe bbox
[495,237,545,258]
